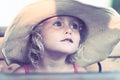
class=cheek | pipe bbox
[41,32,51,42]
[74,33,80,46]
[40,27,52,40]
[41,30,59,44]
[41,33,52,48]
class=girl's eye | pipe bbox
[71,23,79,30]
[53,21,62,27]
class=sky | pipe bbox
[0,0,37,26]
[0,0,112,26]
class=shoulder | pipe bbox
[14,64,35,73]
[13,65,26,73]
[0,63,21,73]
[73,64,87,72]
[78,66,87,72]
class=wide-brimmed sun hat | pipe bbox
[1,0,120,66]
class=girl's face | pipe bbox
[39,16,82,54]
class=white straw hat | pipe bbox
[1,0,120,66]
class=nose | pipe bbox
[65,31,72,35]
[64,26,72,35]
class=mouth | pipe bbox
[61,38,73,43]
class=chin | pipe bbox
[64,48,77,53]
[59,49,77,54]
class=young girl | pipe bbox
[1,0,120,73]
[14,15,87,73]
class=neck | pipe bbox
[43,50,68,66]
[36,50,72,72]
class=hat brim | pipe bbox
[1,0,120,66]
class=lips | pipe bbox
[61,38,73,43]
